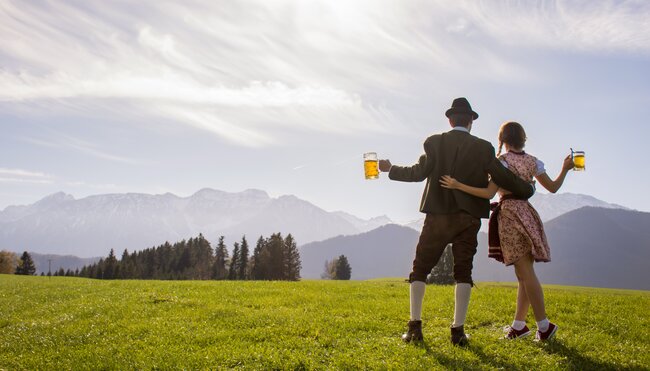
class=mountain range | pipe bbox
[300,207,650,290]
[300,224,419,280]
[2,188,645,290]
[0,189,383,257]
[28,253,101,275]
[404,192,627,231]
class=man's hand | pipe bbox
[378,159,392,172]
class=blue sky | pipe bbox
[1,0,649,223]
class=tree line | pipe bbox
[2,239,453,284]
[1,233,302,281]
[75,233,301,281]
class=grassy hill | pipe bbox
[1,275,648,370]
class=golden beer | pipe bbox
[363,152,379,179]
[572,151,585,171]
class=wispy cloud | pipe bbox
[0,167,122,192]
[0,167,53,184]
[21,135,144,165]
[1,0,648,147]
[448,0,650,53]
[0,167,49,178]
[0,177,53,184]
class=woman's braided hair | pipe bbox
[497,121,527,157]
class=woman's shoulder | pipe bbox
[502,151,540,166]
[523,153,546,175]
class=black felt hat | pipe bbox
[445,97,479,120]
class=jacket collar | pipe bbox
[450,126,470,133]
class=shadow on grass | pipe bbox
[416,339,631,371]
[541,340,637,371]
[415,341,514,371]
[443,345,514,370]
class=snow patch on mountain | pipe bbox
[0,189,390,257]
[332,211,393,233]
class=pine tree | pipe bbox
[93,259,104,279]
[212,236,229,280]
[427,244,454,285]
[283,234,301,281]
[104,249,117,279]
[15,251,36,275]
[334,255,351,280]
[250,236,267,280]
[177,239,193,278]
[267,233,285,280]
[183,237,194,279]
[158,242,172,279]
[238,236,249,280]
[119,249,132,279]
[195,234,214,280]
[228,242,240,280]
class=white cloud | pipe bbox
[1,0,648,147]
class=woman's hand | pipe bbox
[562,154,574,172]
[439,175,460,189]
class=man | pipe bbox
[378,97,534,346]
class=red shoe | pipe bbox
[503,325,531,339]
[535,322,558,342]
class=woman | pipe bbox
[439,121,574,341]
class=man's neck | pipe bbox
[451,126,470,133]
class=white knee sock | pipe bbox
[511,320,526,331]
[453,283,472,328]
[537,318,550,332]
[410,281,426,321]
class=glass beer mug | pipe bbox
[571,149,585,171]
[363,152,379,179]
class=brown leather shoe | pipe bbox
[451,325,469,346]
[402,320,423,343]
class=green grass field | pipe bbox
[1,275,648,370]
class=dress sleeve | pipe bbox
[498,154,508,168]
[535,158,546,176]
